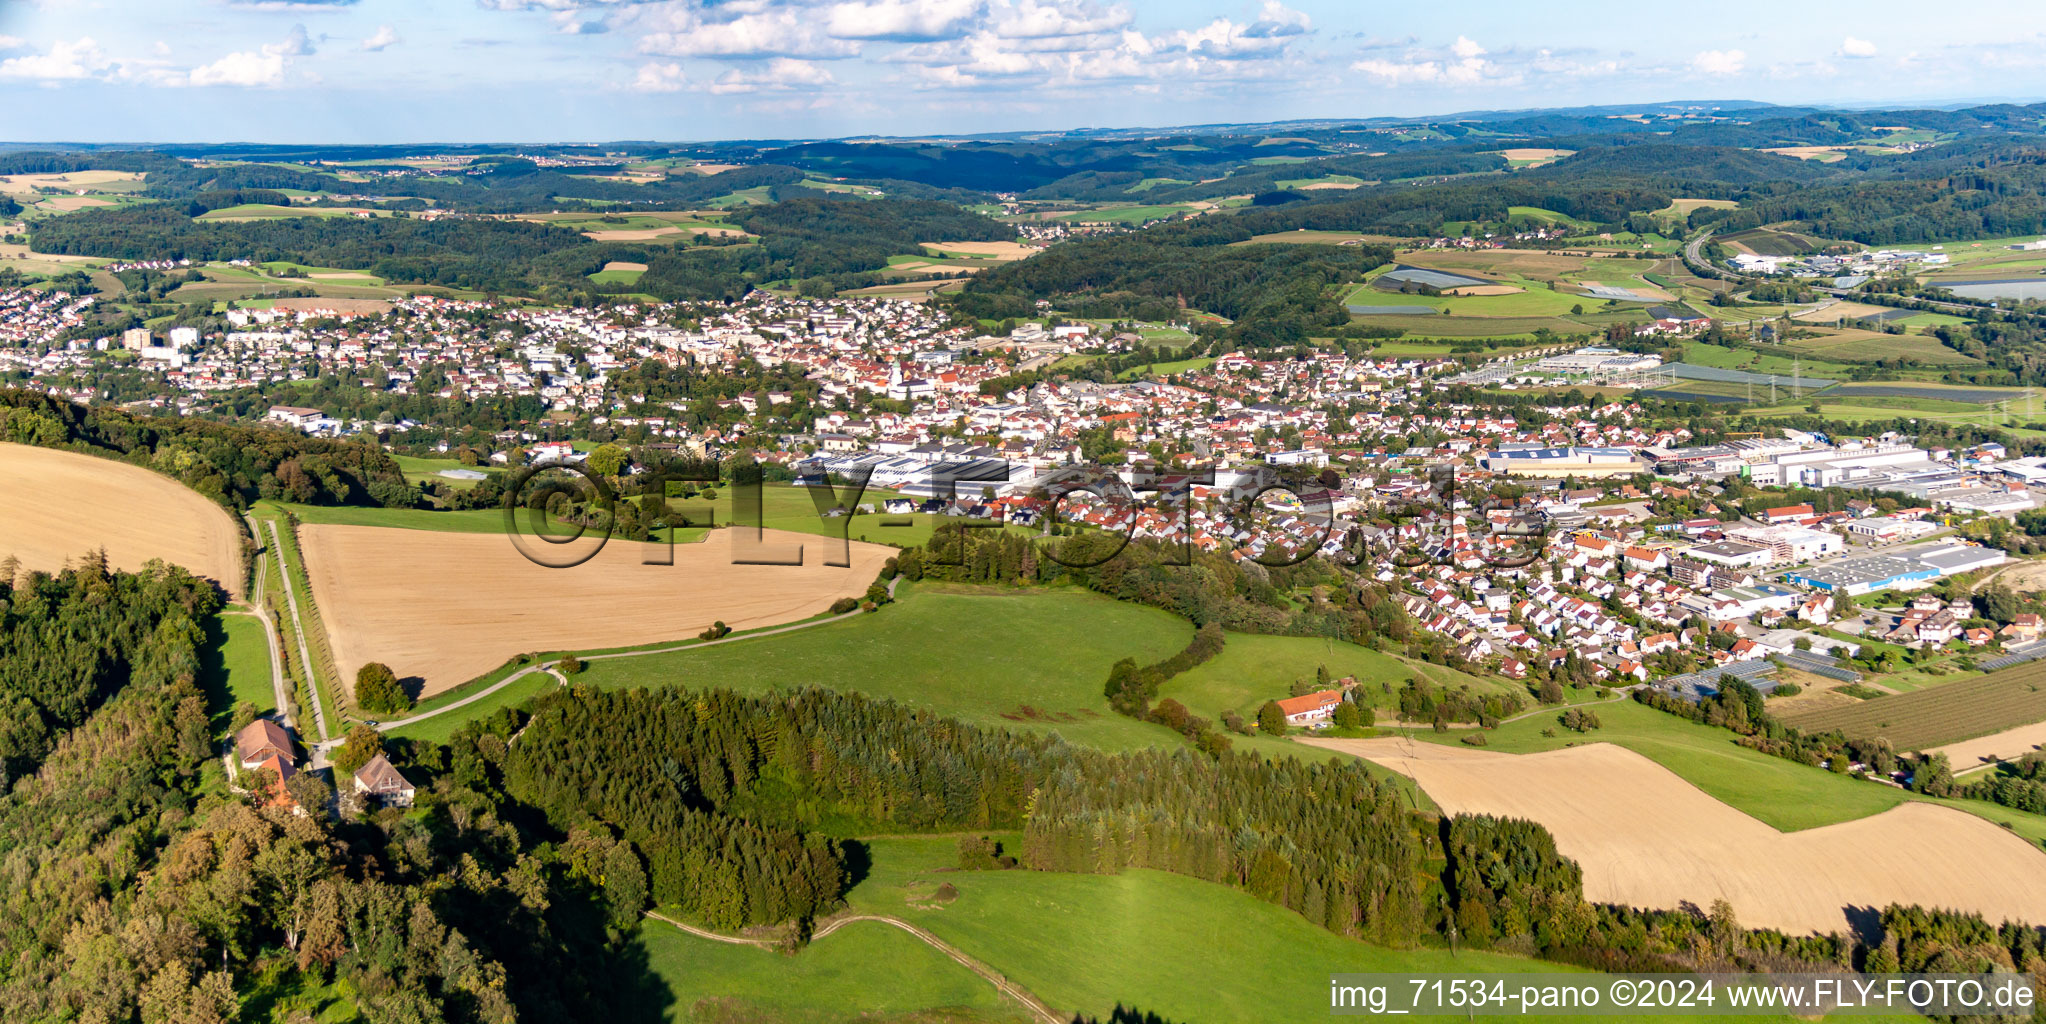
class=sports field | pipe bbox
[0,442,243,597]
[1314,736,2046,935]
[298,523,891,696]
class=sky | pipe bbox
[2,0,2044,143]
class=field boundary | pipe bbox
[644,909,1062,1024]
[266,517,334,740]
[378,575,900,735]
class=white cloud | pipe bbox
[985,0,1131,40]
[706,56,836,93]
[1350,36,1501,86]
[825,0,983,42]
[1692,48,1745,75]
[631,61,686,91]
[0,36,25,51]
[187,26,315,87]
[1351,56,1444,85]
[1840,36,1877,58]
[274,24,317,56]
[0,38,111,81]
[361,25,401,51]
[639,9,859,58]
[188,48,286,86]
[1141,3,1308,60]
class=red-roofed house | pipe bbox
[1275,690,1343,726]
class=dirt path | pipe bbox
[266,520,330,741]
[644,908,1062,1024]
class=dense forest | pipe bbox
[633,193,1013,299]
[29,190,1015,302]
[0,560,679,1023]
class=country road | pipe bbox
[372,572,901,732]
[643,909,1063,1024]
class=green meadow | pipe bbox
[578,584,1195,751]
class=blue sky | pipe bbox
[1,0,2042,142]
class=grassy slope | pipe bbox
[202,612,275,730]
[646,835,1880,1024]
[579,584,1193,751]
[1163,631,1518,723]
[640,914,1024,1024]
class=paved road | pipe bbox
[374,574,902,733]
[644,909,1062,1024]
[265,519,330,742]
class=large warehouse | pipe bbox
[1484,446,1644,478]
[1782,542,2007,595]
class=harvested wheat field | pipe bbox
[0,442,242,596]
[1305,737,2046,935]
[1933,720,2046,775]
[918,240,1037,259]
[299,524,892,696]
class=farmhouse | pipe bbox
[353,753,417,807]
[1276,690,1343,726]
[235,719,294,768]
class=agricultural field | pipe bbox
[1717,227,1831,257]
[1778,328,1978,365]
[1820,382,2034,404]
[578,584,1196,751]
[1050,205,1194,225]
[1312,733,2046,935]
[1273,174,1364,189]
[1777,660,2046,751]
[195,204,390,221]
[1678,342,1863,379]
[1343,276,1590,318]
[0,442,244,598]
[588,260,647,284]
[297,523,891,697]
[0,170,148,195]
[1497,148,1573,168]
[1352,315,1588,338]
[1931,720,2046,776]
[515,210,751,241]
[917,240,1038,261]
[1651,197,1738,223]
[1233,229,1411,245]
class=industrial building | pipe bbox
[1484,445,1644,478]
